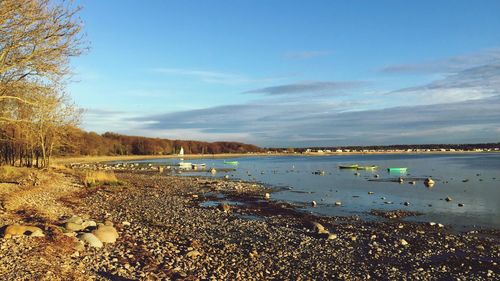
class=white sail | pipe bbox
[179,147,184,156]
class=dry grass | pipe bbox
[1,171,79,221]
[0,165,31,183]
[49,163,71,171]
[82,170,119,187]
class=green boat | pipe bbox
[387,167,408,172]
[224,161,239,165]
[339,164,359,169]
[357,165,378,170]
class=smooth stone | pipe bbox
[73,241,85,251]
[445,197,452,202]
[83,220,97,228]
[264,193,270,199]
[424,177,435,185]
[458,203,464,207]
[4,224,44,239]
[92,225,119,243]
[78,233,103,248]
[65,222,85,232]
[312,222,328,234]
[328,233,337,240]
[66,216,84,225]
[311,201,317,207]
[30,229,45,237]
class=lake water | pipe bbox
[126,153,500,230]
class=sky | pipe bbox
[69,0,500,147]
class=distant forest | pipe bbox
[57,128,263,156]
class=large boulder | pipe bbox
[66,216,84,225]
[92,224,119,243]
[64,219,96,232]
[78,233,103,248]
[3,224,44,239]
[65,222,85,232]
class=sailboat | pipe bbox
[179,147,184,160]
[178,147,191,168]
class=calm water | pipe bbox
[126,153,500,229]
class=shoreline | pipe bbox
[0,168,498,279]
[84,171,500,279]
[54,150,499,164]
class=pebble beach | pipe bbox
[0,169,498,280]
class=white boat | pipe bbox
[179,162,192,169]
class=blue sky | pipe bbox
[69,0,500,146]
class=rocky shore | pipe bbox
[0,169,498,280]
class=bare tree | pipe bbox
[0,0,85,166]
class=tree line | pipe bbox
[57,129,263,156]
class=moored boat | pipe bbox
[224,161,239,165]
[357,165,378,170]
[387,167,408,172]
[339,164,359,169]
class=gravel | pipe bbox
[1,170,499,280]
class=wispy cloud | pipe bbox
[151,68,246,84]
[381,48,500,74]
[243,81,365,96]
[83,108,148,133]
[127,95,500,146]
[151,67,290,85]
[389,63,500,103]
[283,50,332,60]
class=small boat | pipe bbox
[357,165,378,170]
[387,167,408,172]
[178,162,192,169]
[224,161,239,165]
[339,164,359,169]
